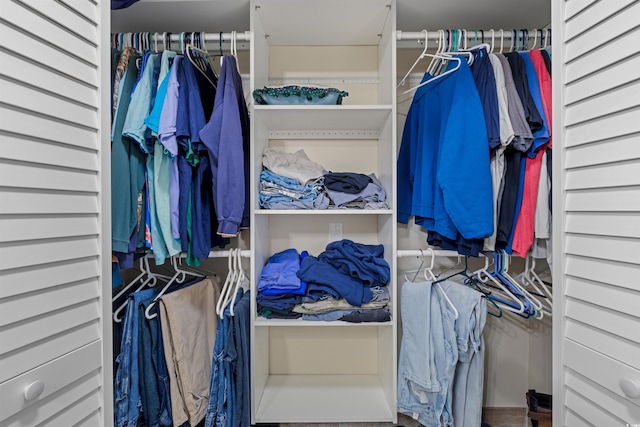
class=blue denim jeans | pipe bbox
[205,311,231,427]
[398,281,458,426]
[232,291,251,427]
[115,288,159,427]
[439,280,487,427]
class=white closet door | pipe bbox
[553,1,640,426]
[0,0,111,426]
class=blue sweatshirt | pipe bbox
[199,55,250,237]
[398,60,493,240]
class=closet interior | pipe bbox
[108,0,553,425]
[4,0,640,426]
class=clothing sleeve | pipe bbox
[397,108,418,224]
[437,92,494,240]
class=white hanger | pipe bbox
[229,249,248,316]
[489,29,495,53]
[472,255,526,314]
[426,29,445,76]
[112,257,173,323]
[216,249,238,317]
[499,29,505,54]
[542,29,550,49]
[399,54,461,96]
[219,248,241,317]
[231,30,240,73]
[499,251,544,319]
[403,248,434,282]
[398,30,429,88]
[524,259,552,317]
[403,248,459,319]
[144,256,204,319]
[517,255,552,316]
[531,29,538,50]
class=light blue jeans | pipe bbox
[398,281,458,426]
[438,280,487,427]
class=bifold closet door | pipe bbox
[0,1,112,426]
[553,0,640,425]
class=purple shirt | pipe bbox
[158,55,183,240]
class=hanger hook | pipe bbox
[489,28,496,53]
[532,28,538,49]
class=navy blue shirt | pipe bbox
[470,49,501,149]
[504,52,544,135]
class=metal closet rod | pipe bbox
[112,31,251,44]
[397,249,487,258]
[396,29,550,42]
[171,249,251,259]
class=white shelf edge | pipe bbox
[253,318,395,327]
[253,104,393,111]
[254,209,393,215]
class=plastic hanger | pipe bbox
[500,251,544,318]
[472,255,526,315]
[402,248,435,282]
[229,249,248,316]
[519,256,552,317]
[426,29,445,76]
[499,29,505,54]
[216,249,239,317]
[144,256,204,319]
[398,30,429,88]
[402,249,458,319]
[112,257,172,323]
[531,29,538,50]
[218,248,241,317]
[489,29,495,53]
[399,54,461,96]
[186,43,217,89]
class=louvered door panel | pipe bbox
[554,1,640,425]
[0,0,109,425]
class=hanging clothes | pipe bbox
[111,47,248,270]
[200,55,251,238]
[397,59,494,243]
[398,46,552,260]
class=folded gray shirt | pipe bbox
[263,148,326,184]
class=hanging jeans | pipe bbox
[438,280,488,427]
[397,281,458,427]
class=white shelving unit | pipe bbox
[249,0,397,423]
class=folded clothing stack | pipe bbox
[257,240,392,323]
[324,172,389,210]
[256,248,307,319]
[259,148,389,210]
[259,149,329,210]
